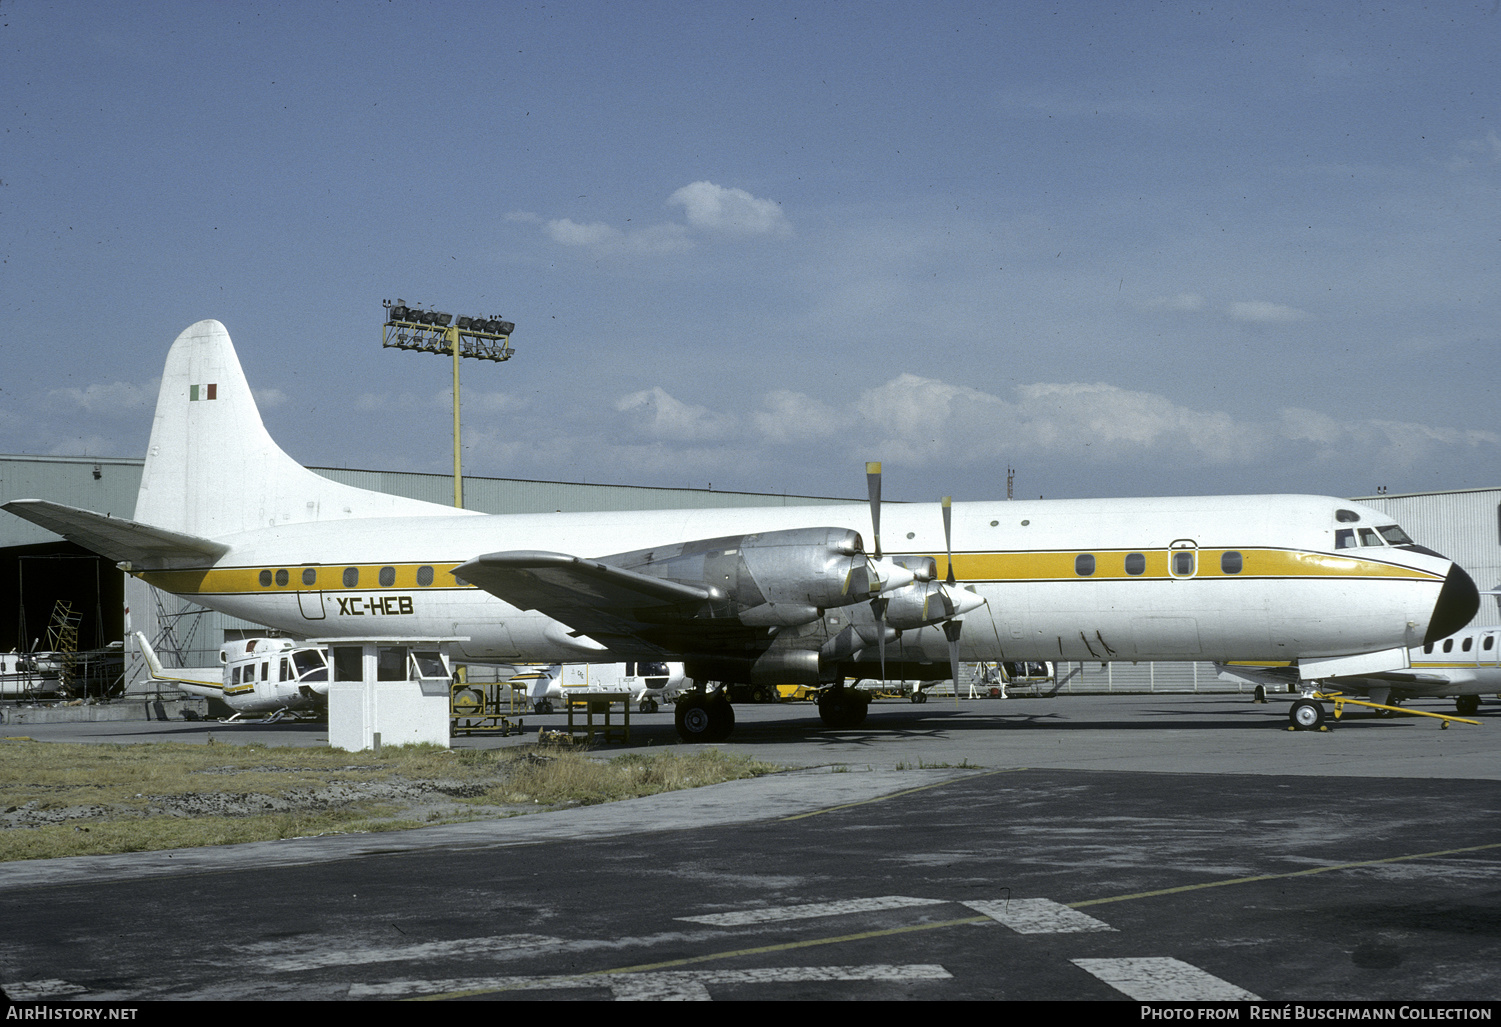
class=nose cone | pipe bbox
[1426,562,1480,645]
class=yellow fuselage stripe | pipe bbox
[137,547,1439,597]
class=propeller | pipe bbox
[857,467,986,687]
[867,462,888,676]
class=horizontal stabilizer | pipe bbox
[3,499,229,567]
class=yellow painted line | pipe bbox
[778,767,1024,821]
[1068,840,1501,908]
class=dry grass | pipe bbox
[0,738,782,862]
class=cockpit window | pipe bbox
[1377,525,1413,546]
[1358,528,1384,546]
[1335,529,1356,550]
[1335,509,1361,523]
[292,649,328,680]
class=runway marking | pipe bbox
[2,979,88,1000]
[352,963,952,1000]
[248,933,565,971]
[1069,840,1501,908]
[677,895,948,925]
[963,897,1116,934]
[778,768,1024,820]
[1072,957,1261,1001]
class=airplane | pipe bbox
[509,661,688,714]
[1,319,1481,742]
[1218,624,1501,727]
[135,631,330,721]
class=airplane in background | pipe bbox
[1219,624,1501,727]
[3,320,1481,742]
[135,632,329,721]
[509,661,687,714]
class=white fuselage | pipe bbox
[137,493,1464,671]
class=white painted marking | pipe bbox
[676,895,948,925]
[349,963,953,1000]
[963,897,1116,934]
[249,933,563,971]
[3,979,88,1000]
[1072,957,1261,1001]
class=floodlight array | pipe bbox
[381,298,515,362]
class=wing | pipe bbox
[454,550,771,658]
[4,499,229,567]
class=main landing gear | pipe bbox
[674,689,735,742]
[817,685,870,729]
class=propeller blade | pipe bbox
[942,496,955,586]
[866,462,883,560]
[871,596,889,679]
[944,618,964,695]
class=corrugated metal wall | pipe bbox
[1355,488,1501,627]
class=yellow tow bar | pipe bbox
[1314,691,1480,729]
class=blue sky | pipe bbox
[3,1,1498,505]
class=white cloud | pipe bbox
[544,217,692,255]
[46,380,158,414]
[1143,292,1207,312]
[1227,301,1310,323]
[545,218,623,247]
[667,181,792,237]
[616,386,736,441]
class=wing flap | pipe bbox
[3,499,229,566]
[455,551,765,658]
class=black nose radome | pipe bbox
[1426,562,1480,646]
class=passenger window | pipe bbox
[302,567,317,586]
[379,566,396,587]
[1444,639,1454,653]
[1486,636,1495,651]
[1335,529,1355,549]
[258,570,273,587]
[1124,553,1146,576]
[343,567,359,588]
[1074,554,1095,577]
[417,565,434,587]
[1169,543,1197,578]
[281,657,291,681]
[1358,528,1383,546]
[1463,637,1473,652]
[1424,643,1434,654]
[1221,551,1243,575]
[275,569,289,587]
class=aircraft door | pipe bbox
[297,566,326,620]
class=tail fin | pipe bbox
[133,320,469,537]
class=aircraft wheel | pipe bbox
[676,696,711,740]
[819,690,866,729]
[707,696,735,740]
[675,695,733,742]
[639,697,658,714]
[1289,699,1325,731]
[910,690,927,704]
[1253,685,1267,704]
[1456,695,1480,717]
[534,699,554,715]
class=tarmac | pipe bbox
[2,692,1499,1003]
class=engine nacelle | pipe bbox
[604,526,898,624]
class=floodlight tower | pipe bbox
[381,300,516,508]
